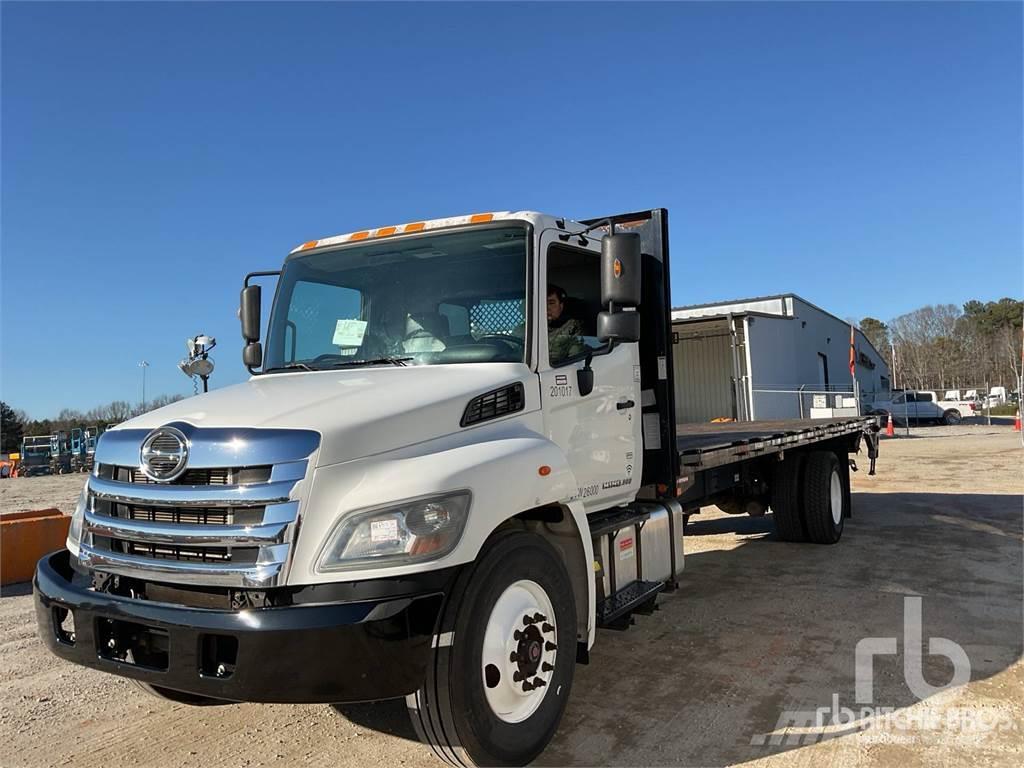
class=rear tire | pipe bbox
[802,451,845,544]
[771,455,807,542]
[407,530,576,767]
[943,409,962,426]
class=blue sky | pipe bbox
[2,1,1021,418]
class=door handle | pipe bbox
[616,399,635,410]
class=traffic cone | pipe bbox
[886,412,895,437]
[1014,410,1021,432]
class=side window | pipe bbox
[438,303,471,336]
[892,393,905,404]
[286,280,364,362]
[918,392,934,403]
[546,244,606,366]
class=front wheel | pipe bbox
[943,409,962,426]
[408,530,577,766]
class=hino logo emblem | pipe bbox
[140,426,189,482]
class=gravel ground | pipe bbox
[0,473,86,517]
[1,424,1021,767]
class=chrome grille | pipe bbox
[99,464,272,486]
[80,426,319,588]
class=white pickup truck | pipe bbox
[34,208,879,766]
[871,389,977,425]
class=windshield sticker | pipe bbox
[332,319,368,347]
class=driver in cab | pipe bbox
[546,284,585,364]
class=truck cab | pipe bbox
[34,209,870,766]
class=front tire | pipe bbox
[408,530,577,767]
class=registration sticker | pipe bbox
[332,319,368,347]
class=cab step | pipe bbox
[596,579,664,629]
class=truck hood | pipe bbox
[118,363,536,467]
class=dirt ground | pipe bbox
[0,473,86,518]
[1,424,1021,767]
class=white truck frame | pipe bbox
[34,209,878,766]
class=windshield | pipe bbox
[264,225,528,371]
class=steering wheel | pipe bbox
[476,334,525,352]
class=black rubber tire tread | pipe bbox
[407,529,576,767]
[803,451,844,545]
[771,454,807,542]
[130,679,226,706]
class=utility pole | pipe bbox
[139,360,150,411]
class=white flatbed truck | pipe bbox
[34,208,879,766]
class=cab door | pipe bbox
[537,229,642,510]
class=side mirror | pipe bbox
[240,285,262,343]
[243,342,263,369]
[600,232,641,307]
[597,310,641,343]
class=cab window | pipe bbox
[546,244,607,366]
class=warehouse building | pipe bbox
[670,294,891,423]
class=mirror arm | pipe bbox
[244,270,280,288]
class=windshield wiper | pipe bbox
[264,362,316,373]
[326,356,414,369]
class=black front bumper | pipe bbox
[34,550,446,703]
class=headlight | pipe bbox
[67,484,88,556]
[317,491,471,572]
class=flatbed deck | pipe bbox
[676,416,873,469]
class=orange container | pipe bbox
[1,509,70,586]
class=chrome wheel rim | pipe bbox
[481,579,557,723]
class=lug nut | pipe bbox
[522,681,534,692]
[509,652,518,663]
[513,629,522,640]
[532,677,546,688]
[541,623,554,634]
[522,615,534,625]
[545,641,557,651]
[542,662,554,672]
[513,671,523,682]
[533,613,546,623]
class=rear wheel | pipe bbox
[771,455,807,542]
[407,530,576,767]
[802,451,845,544]
[943,409,962,426]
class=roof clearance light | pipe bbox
[376,226,397,237]
[470,213,494,223]
[349,231,370,241]
[404,222,426,233]
[300,240,319,250]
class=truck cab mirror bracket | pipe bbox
[577,352,594,397]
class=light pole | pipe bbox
[139,361,149,411]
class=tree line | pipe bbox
[0,395,185,454]
[858,298,1023,393]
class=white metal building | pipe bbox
[670,294,891,423]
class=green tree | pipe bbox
[1,401,26,453]
[858,317,890,355]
